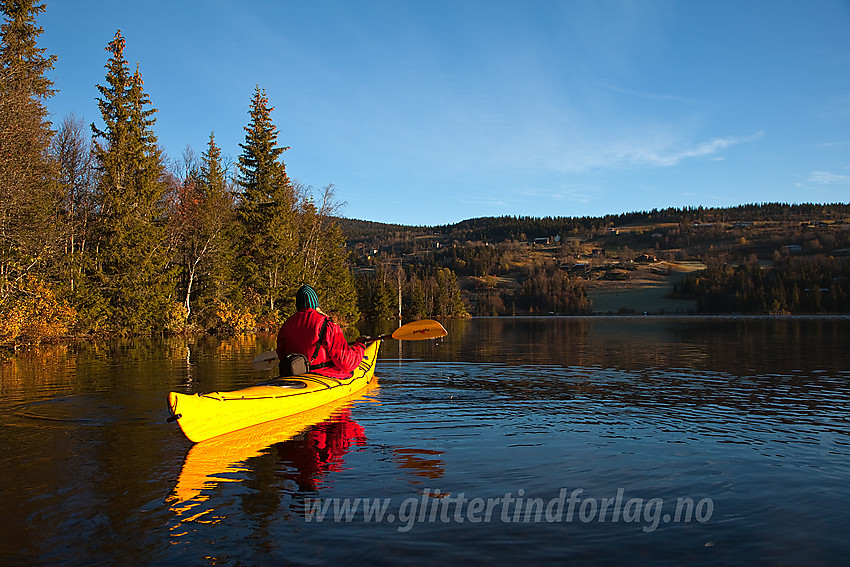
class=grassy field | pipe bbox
[586,264,701,315]
[588,285,697,315]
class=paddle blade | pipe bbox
[391,319,447,341]
[252,350,280,371]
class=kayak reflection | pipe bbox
[275,407,367,492]
[168,381,378,520]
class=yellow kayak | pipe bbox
[167,340,381,443]
[169,381,378,516]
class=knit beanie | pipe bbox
[295,284,320,310]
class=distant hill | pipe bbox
[340,202,850,245]
[339,202,850,316]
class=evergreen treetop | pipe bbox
[0,0,55,96]
[92,30,163,218]
[238,85,290,204]
[201,132,226,195]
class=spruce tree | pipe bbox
[88,30,175,333]
[236,86,360,323]
[0,1,79,344]
[236,86,297,315]
[200,132,227,196]
[0,0,59,299]
[198,133,237,310]
[405,274,428,319]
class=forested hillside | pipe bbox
[343,204,850,317]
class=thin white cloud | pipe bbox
[797,170,850,186]
[629,131,764,168]
[507,129,764,174]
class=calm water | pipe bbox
[2,317,849,566]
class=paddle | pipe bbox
[371,319,448,342]
[251,319,447,371]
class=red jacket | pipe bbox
[276,308,365,378]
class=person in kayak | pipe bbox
[276,284,366,379]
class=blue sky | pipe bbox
[39,0,850,226]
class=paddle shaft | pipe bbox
[364,333,394,344]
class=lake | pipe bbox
[2,317,849,566]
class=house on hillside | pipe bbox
[561,262,590,275]
[636,253,658,263]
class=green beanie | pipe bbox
[295,284,319,310]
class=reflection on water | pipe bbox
[434,316,850,375]
[391,448,446,483]
[169,400,371,525]
[2,317,849,566]
[169,386,374,496]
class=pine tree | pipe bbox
[87,30,175,334]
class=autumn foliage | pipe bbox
[0,276,76,346]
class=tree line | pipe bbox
[0,3,373,346]
[428,204,850,244]
[672,255,850,314]
[355,265,468,321]
[342,204,850,258]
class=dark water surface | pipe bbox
[2,317,848,566]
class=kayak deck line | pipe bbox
[200,378,334,400]
[196,375,368,402]
[167,340,381,443]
